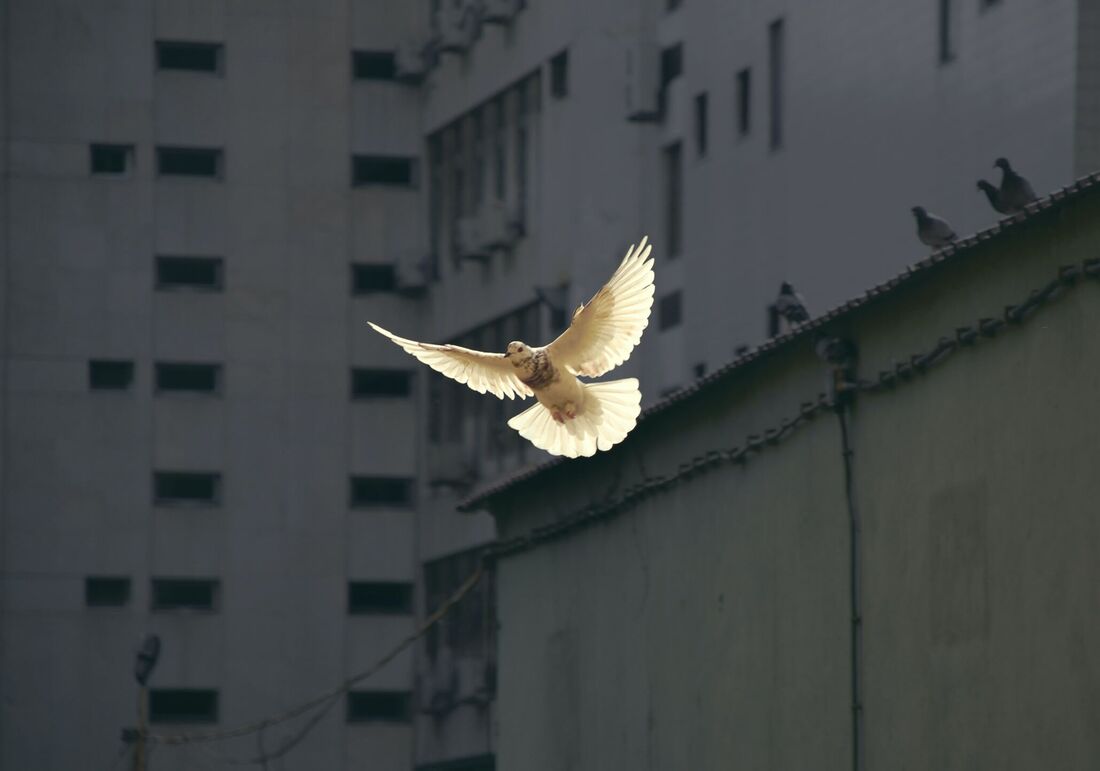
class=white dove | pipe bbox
[368,236,655,458]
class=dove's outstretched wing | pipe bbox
[545,236,655,378]
[368,322,533,400]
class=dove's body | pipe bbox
[368,236,655,458]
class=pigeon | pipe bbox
[994,157,1037,213]
[768,281,810,336]
[369,237,655,458]
[911,206,957,248]
[976,179,1011,215]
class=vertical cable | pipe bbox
[836,404,864,771]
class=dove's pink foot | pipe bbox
[551,409,565,424]
[564,403,577,420]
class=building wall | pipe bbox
[485,189,1100,769]
[1,1,424,769]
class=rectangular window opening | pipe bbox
[90,143,134,175]
[352,155,416,187]
[89,360,134,391]
[156,41,223,74]
[939,0,955,63]
[349,476,414,508]
[347,582,414,615]
[85,576,131,607]
[351,263,398,294]
[151,579,219,612]
[157,147,223,179]
[346,691,412,723]
[736,68,752,136]
[156,256,224,291]
[154,472,221,505]
[149,689,219,723]
[155,363,221,394]
[663,142,682,258]
[351,369,413,399]
[659,291,683,331]
[694,92,708,157]
[549,49,569,99]
[352,50,397,80]
[768,19,785,150]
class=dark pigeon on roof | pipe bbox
[977,179,1011,215]
[911,206,957,248]
[994,157,1038,213]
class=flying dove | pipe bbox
[368,237,655,458]
[911,206,957,248]
[976,179,1011,215]
[994,157,1037,213]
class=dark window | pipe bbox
[151,579,219,611]
[736,68,751,136]
[515,83,529,227]
[353,50,397,80]
[156,256,223,291]
[157,147,223,178]
[347,691,411,723]
[352,155,417,187]
[939,0,955,63]
[659,291,683,330]
[472,109,485,206]
[660,44,683,88]
[348,582,414,615]
[492,96,507,200]
[90,144,133,175]
[89,360,134,390]
[352,369,413,398]
[149,689,219,723]
[663,142,682,258]
[694,92,708,156]
[156,41,223,73]
[349,476,414,508]
[350,263,398,294]
[429,134,444,272]
[549,49,569,98]
[154,472,221,505]
[768,19,785,149]
[85,577,130,607]
[155,363,221,394]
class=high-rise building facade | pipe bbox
[1,1,1096,770]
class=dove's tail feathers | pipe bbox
[507,378,642,459]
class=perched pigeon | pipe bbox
[976,179,1011,215]
[768,281,810,336]
[994,157,1037,213]
[911,206,957,248]
[369,237,655,458]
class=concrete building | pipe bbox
[464,174,1100,770]
[1,2,429,770]
[1,1,1097,770]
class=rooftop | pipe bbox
[458,169,1100,512]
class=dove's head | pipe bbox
[994,157,1011,171]
[911,206,927,219]
[504,341,534,366]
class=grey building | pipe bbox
[463,174,1100,770]
[1,1,1098,770]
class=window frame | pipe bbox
[155,256,224,292]
[89,359,135,391]
[155,40,225,75]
